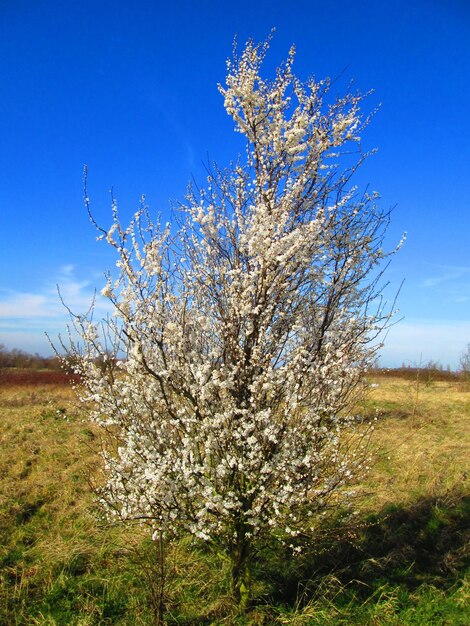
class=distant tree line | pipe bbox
[369,360,462,382]
[0,344,61,370]
[1,342,469,381]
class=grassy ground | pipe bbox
[0,373,469,624]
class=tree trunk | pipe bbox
[230,534,252,613]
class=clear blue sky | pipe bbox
[0,0,469,368]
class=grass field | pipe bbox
[1,371,469,624]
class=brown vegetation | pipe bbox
[371,366,460,383]
[0,368,77,386]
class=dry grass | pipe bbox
[1,375,469,624]
[0,383,145,624]
[0,384,92,607]
[362,377,470,508]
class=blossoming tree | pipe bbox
[64,38,398,610]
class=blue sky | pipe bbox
[0,0,469,368]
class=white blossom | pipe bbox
[60,36,399,608]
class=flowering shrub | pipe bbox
[63,37,399,610]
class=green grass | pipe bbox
[1,376,469,624]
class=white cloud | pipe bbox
[0,265,113,354]
[0,265,111,320]
[0,330,56,356]
[379,319,470,369]
[0,293,55,318]
[421,264,470,289]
